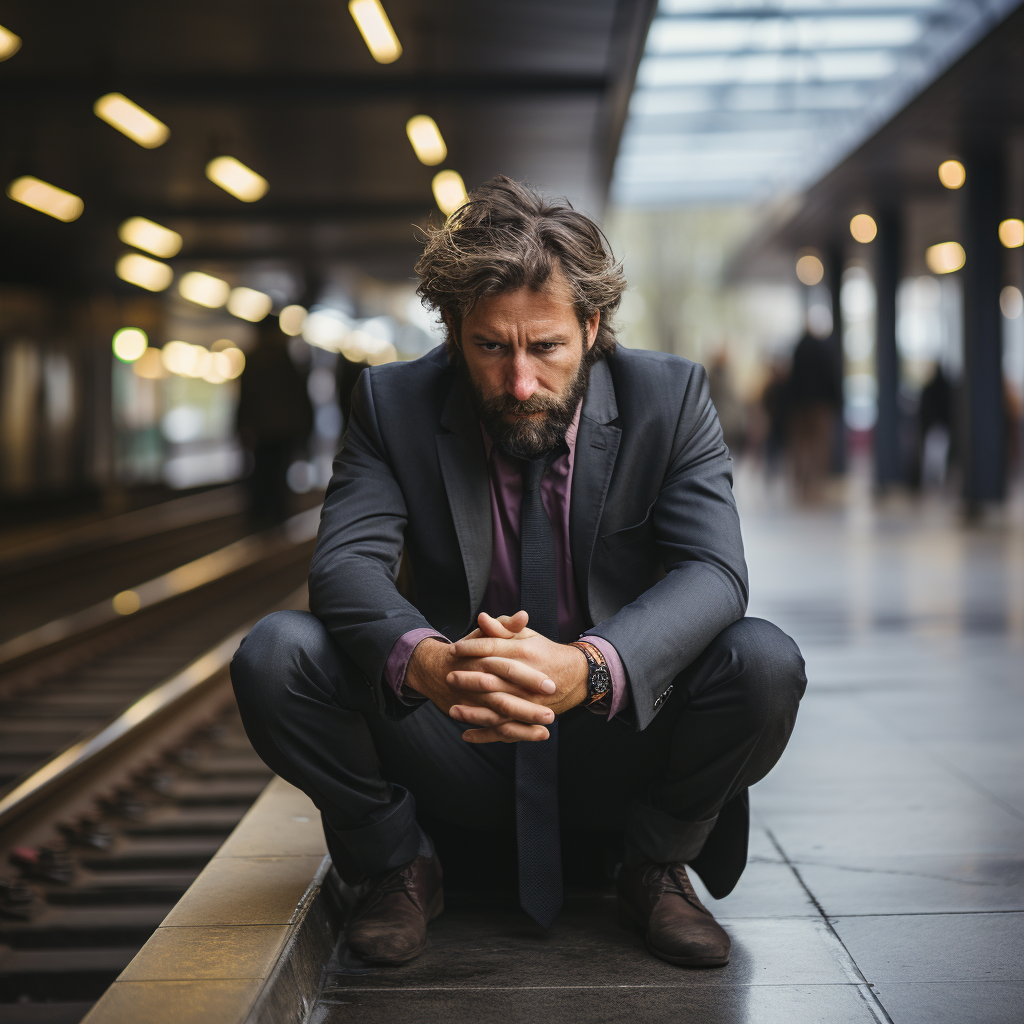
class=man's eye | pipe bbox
[535,343,558,352]
[481,342,504,352]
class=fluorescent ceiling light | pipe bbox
[349,0,402,63]
[279,305,308,336]
[227,286,273,322]
[850,214,878,243]
[925,241,965,274]
[406,116,447,166]
[0,24,22,61]
[116,253,173,292]
[6,176,84,222]
[432,170,467,216]
[94,93,170,148]
[118,216,182,258]
[112,328,148,363]
[205,156,268,202]
[179,271,230,308]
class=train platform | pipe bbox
[74,467,1024,1024]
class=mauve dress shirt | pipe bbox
[383,402,630,719]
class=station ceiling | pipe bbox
[614,0,1023,205]
[0,1,655,292]
[730,0,1024,281]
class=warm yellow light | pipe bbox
[432,169,467,216]
[349,0,402,63]
[279,304,307,336]
[925,241,966,275]
[116,253,173,292]
[227,286,273,322]
[205,156,268,202]
[133,347,167,379]
[112,328,148,363]
[6,176,84,222]
[795,254,824,286]
[938,159,965,190]
[850,214,877,244]
[118,216,182,258]
[0,24,22,61]
[215,347,245,379]
[161,340,209,378]
[406,116,447,166]
[179,271,230,308]
[94,93,169,149]
[999,218,1024,249]
[112,590,141,615]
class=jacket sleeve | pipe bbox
[307,369,435,717]
[586,365,749,731]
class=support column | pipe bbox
[827,245,847,474]
[962,149,1006,505]
[874,211,902,488]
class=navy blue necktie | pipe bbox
[515,450,564,928]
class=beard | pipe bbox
[458,349,591,460]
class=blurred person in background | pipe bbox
[236,319,314,527]
[231,177,805,972]
[707,350,747,455]
[914,364,954,491]
[786,330,841,502]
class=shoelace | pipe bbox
[643,863,709,916]
[361,862,416,913]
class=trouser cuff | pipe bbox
[323,786,420,880]
[626,801,718,864]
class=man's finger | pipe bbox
[451,637,518,658]
[450,693,553,724]
[446,670,535,698]
[449,704,509,727]
[462,722,550,744]
[448,664,555,695]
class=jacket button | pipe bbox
[653,695,663,709]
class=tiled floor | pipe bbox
[314,469,1024,1023]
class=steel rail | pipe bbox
[0,584,305,833]
[0,484,245,572]
[0,505,320,670]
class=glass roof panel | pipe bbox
[613,0,1023,204]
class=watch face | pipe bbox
[590,665,611,696]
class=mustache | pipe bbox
[477,389,565,418]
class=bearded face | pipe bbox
[459,347,590,459]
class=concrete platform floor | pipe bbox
[314,471,1024,1023]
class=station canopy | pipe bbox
[613,0,1024,204]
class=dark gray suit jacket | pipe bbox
[309,343,748,731]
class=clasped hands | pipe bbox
[404,611,588,744]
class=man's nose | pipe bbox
[506,354,537,402]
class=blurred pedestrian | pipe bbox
[236,319,314,527]
[916,364,953,489]
[787,332,840,502]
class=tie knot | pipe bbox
[520,444,567,493]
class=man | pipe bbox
[231,177,805,969]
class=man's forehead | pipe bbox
[468,270,576,328]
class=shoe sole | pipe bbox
[353,890,445,967]
[617,898,729,969]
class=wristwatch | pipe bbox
[570,640,612,715]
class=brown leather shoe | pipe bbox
[347,841,444,965]
[617,857,730,967]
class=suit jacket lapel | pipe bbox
[436,377,492,626]
[570,359,621,625]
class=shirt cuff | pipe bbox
[580,635,630,720]
[384,628,450,704]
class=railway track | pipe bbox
[0,505,323,1022]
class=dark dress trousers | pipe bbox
[231,344,806,898]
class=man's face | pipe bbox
[456,268,600,459]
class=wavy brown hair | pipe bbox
[415,176,626,363]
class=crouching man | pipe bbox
[231,176,805,968]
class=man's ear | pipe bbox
[585,310,601,352]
